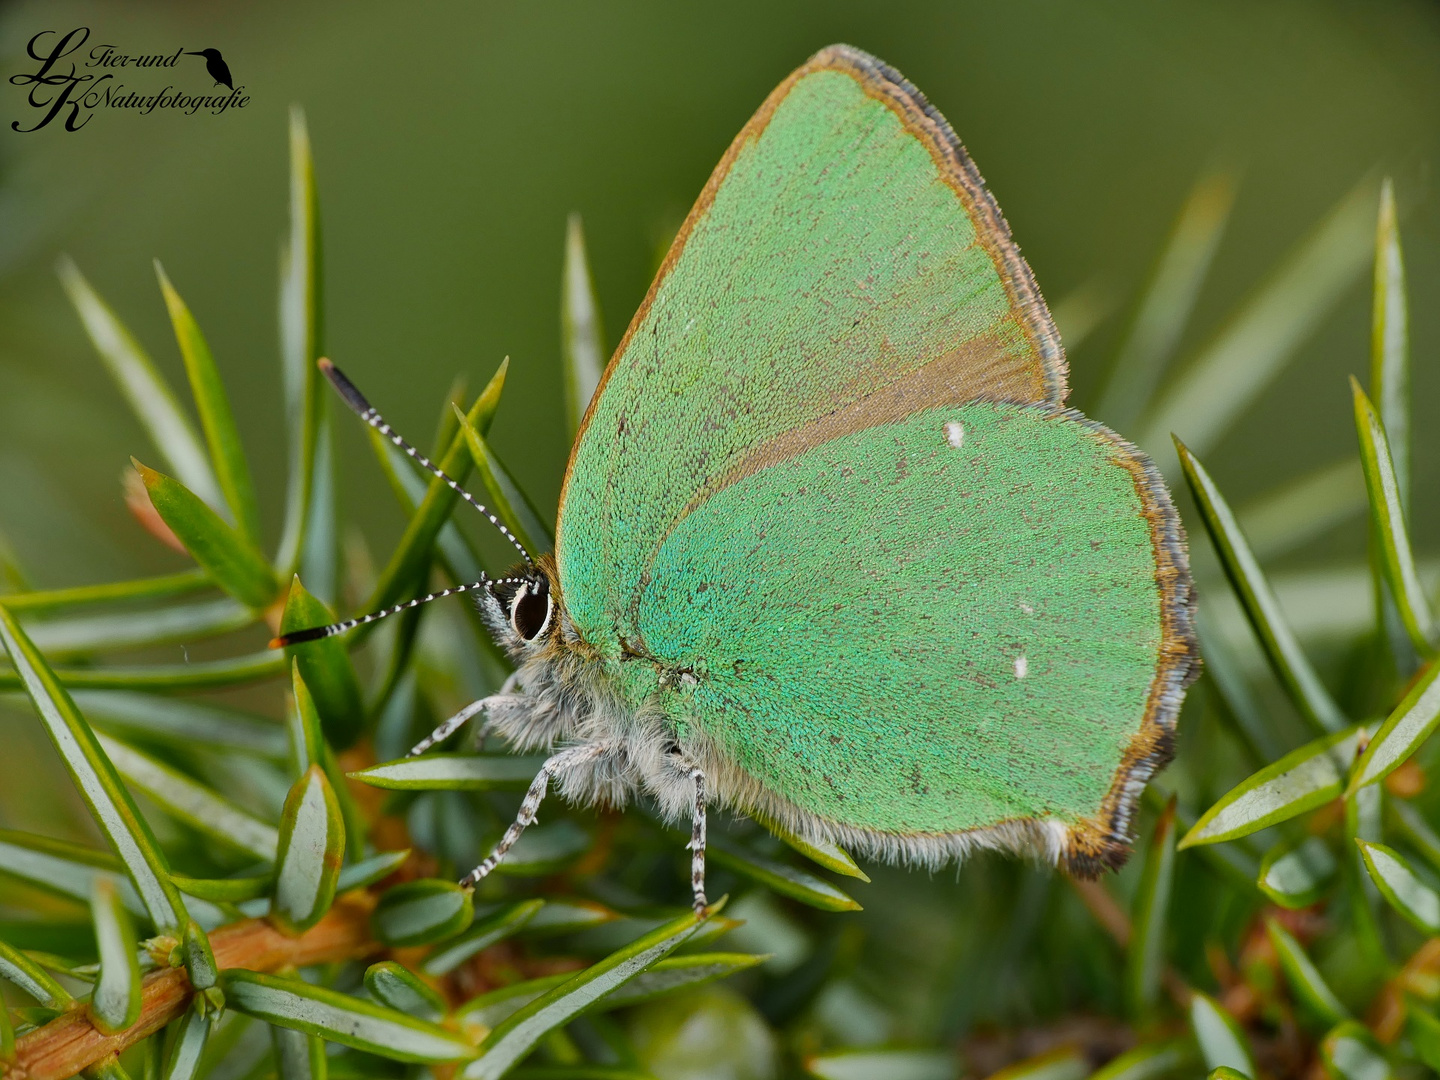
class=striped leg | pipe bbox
[408,694,521,757]
[684,762,709,917]
[458,743,607,889]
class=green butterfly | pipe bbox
[282,44,1198,913]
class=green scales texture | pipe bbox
[557,52,1175,840]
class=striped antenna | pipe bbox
[319,358,533,563]
[269,577,491,648]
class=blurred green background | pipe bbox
[1,0,1439,1067]
[0,0,1436,586]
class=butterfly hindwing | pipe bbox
[628,403,1192,870]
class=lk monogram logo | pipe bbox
[11,28,250,132]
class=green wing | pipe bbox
[627,402,1192,871]
[558,45,1065,647]
[555,45,1195,870]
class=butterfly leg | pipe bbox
[665,748,709,918]
[458,742,609,889]
[407,692,524,757]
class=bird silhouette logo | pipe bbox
[185,48,233,90]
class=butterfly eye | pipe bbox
[509,580,553,642]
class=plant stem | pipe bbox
[5,891,380,1080]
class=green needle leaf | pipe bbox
[350,753,545,790]
[0,605,190,935]
[0,649,287,692]
[517,898,619,938]
[599,952,765,1011]
[90,878,142,1034]
[1197,615,1283,763]
[1356,839,1440,934]
[1264,917,1348,1028]
[0,569,211,615]
[1177,439,1348,733]
[1406,1004,1440,1073]
[509,1069,656,1080]
[97,732,279,861]
[235,848,409,919]
[496,821,592,877]
[0,993,13,1063]
[755,816,869,881]
[1181,725,1367,847]
[964,1048,1082,1080]
[1352,379,1433,656]
[75,690,288,760]
[455,974,571,1030]
[0,829,227,929]
[1087,1040,1196,1080]
[289,662,364,860]
[58,257,224,512]
[804,1049,958,1080]
[275,107,325,576]
[156,262,261,545]
[1371,179,1409,506]
[19,598,254,660]
[1348,659,1440,794]
[1389,800,1440,873]
[1097,169,1235,432]
[133,460,279,610]
[1319,1021,1392,1080]
[270,765,345,936]
[473,355,509,435]
[372,879,475,947]
[561,213,608,437]
[364,961,446,1020]
[1141,175,1378,463]
[288,659,325,770]
[222,969,477,1063]
[0,936,73,1007]
[277,577,363,749]
[336,849,410,892]
[1125,796,1177,1020]
[453,402,555,554]
[423,899,544,976]
[161,999,212,1080]
[1189,992,1255,1078]
[709,843,861,912]
[272,1027,327,1080]
[170,873,272,902]
[463,905,711,1080]
[1258,836,1337,909]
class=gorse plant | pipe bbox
[0,102,1428,1080]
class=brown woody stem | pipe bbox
[4,892,380,1080]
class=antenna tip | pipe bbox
[317,357,333,373]
[267,635,287,649]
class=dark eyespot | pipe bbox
[509,580,553,641]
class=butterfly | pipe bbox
[276,44,1199,915]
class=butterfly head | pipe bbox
[481,557,563,654]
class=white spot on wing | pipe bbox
[1019,601,1033,615]
[1014,654,1028,679]
[943,421,965,449]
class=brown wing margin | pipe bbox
[1061,412,1200,878]
[559,43,1070,527]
